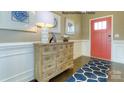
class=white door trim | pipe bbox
[89,15,113,61]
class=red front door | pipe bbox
[91,16,112,60]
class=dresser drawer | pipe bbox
[56,53,61,58]
[68,44,73,49]
[56,51,64,58]
[67,54,73,60]
[43,62,56,71]
[58,44,64,51]
[42,67,56,79]
[57,58,64,66]
[42,55,55,64]
[64,57,73,63]
[64,44,72,49]
[50,45,57,52]
[63,44,68,50]
[42,55,51,62]
[57,63,66,72]
[42,45,51,54]
[66,61,73,68]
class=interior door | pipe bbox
[91,16,112,60]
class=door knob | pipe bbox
[108,35,111,42]
[108,35,111,37]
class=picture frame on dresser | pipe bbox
[0,11,37,32]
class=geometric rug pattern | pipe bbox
[66,58,111,82]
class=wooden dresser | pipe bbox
[34,42,74,82]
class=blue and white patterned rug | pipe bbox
[66,59,111,82]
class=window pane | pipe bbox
[94,22,98,30]
[98,22,102,29]
[102,21,107,29]
[94,21,107,30]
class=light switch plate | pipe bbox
[114,34,119,38]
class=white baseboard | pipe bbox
[1,69,34,82]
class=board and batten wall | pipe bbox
[0,11,83,82]
[81,11,124,64]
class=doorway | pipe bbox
[90,16,112,60]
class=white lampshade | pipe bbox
[36,11,54,28]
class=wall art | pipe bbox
[0,11,37,32]
[50,13,61,33]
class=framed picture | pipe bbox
[0,11,37,32]
[65,18,75,35]
[49,13,61,33]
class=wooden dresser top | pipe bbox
[34,42,74,46]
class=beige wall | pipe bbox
[1,11,124,43]
[0,11,83,43]
[0,29,41,43]
[82,11,124,40]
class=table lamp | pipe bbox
[36,11,54,43]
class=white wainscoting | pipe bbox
[82,40,90,57]
[0,42,34,82]
[112,40,124,64]
[1,40,124,82]
[71,40,84,59]
[81,40,124,64]
[71,40,90,59]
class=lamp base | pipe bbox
[41,28,49,43]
